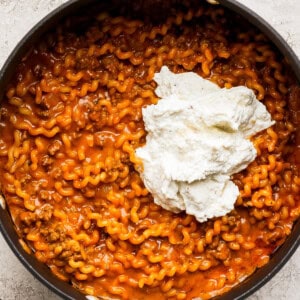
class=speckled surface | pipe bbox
[0,1,299,299]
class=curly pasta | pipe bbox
[0,1,299,300]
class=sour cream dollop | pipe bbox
[136,66,274,222]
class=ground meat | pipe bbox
[50,166,62,179]
[47,231,61,243]
[48,140,62,156]
[35,204,53,222]
[41,155,53,167]
[39,190,49,201]
[19,211,37,226]
[41,224,66,243]
[76,56,100,70]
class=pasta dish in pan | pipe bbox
[0,1,299,299]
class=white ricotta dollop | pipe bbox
[135,66,274,222]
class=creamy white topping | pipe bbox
[136,66,274,222]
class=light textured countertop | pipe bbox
[0,0,299,299]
